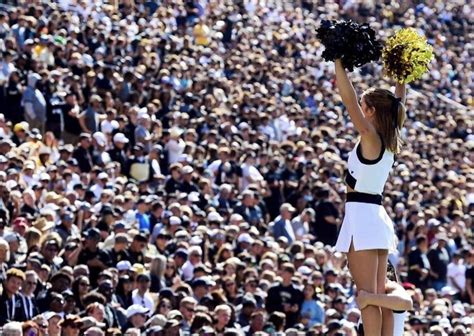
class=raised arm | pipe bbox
[335,59,376,137]
[395,83,406,104]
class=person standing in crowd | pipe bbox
[266,263,304,328]
[407,235,431,291]
[270,203,297,245]
[427,231,450,291]
[21,73,46,134]
[313,186,340,246]
[447,251,466,299]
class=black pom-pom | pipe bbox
[316,20,382,71]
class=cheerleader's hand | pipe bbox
[356,290,369,309]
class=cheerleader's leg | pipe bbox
[347,241,382,336]
[377,249,394,336]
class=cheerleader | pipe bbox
[333,58,406,336]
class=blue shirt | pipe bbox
[300,299,325,327]
[136,212,150,231]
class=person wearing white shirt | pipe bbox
[181,246,203,281]
[90,172,109,199]
[131,273,154,315]
[165,128,185,164]
[447,252,466,295]
[240,154,263,191]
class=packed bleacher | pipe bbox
[0,0,472,335]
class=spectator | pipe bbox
[427,231,451,291]
[21,73,46,134]
[266,263,304,328]
[0,268,27,324]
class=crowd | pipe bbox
[0,0,472,335]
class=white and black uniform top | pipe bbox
[345,138,394,195]
[335,137,397,252]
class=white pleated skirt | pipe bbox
[335,202,396,253]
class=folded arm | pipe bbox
[357,281,413,311]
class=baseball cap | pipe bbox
[113,133,129,144]
[126,304,149,319]
[117,260,132,271]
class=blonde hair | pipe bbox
[362,88,406,153]
[150,255,167,278]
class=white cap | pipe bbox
[93,132,107,147]
[113,133,129,144]
[5,180,18,190]
[297,265,312,275]
[43,311,62,321]
[207,211,223,222]
[188,192,200,202]
[182,165,194,174]
[97,172,108,180]
[237,233,253,244]
[238,122,250,130]
[39,172,51,181]
[189,236,203,245]
[280,203,296,212]
[126,304,149,319]
[169,216,181,226]
[117,260,132,271]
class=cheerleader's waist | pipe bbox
[346,192,382,205]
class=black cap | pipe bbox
[62,289,74,298]
[133,143,144,151]
[84,228,101,240]
[191,278,209,288]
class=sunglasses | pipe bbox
[79,282,90,287]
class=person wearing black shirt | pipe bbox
[314,187,339,246]
[179,165,199,193]
[109,133,129,175]
[465,250,474,304]
[78,228,109,287]
[128,233,147,265]
[427,233,450,291]
[73,133,94,173]
[0,268,28,325]
[265,263,304,328]
[105,233,130,267]
[407,235,431,291]
[62,92,83,144]
[36,271,73,313]
[4,70,24,125]
[46,92,65,139]
[280,156,299,200]
[164,163,182,194]
[264,159,284,220]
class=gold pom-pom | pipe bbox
[382,28,434,84]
